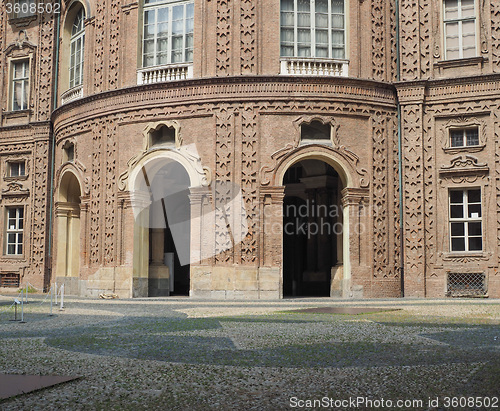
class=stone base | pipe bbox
[330,265,343,297]
[54,276,80,295]
[189,266,282,299]
[148,265,170,297]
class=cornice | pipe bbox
[51,76,398,125]
[395,73,500,103]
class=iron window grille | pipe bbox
[446,272,486,297]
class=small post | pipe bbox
[59,284,64,311]
[55,282,58,305]
[49,285,54,317]
[9,300,19,322]
[25,283,28,304]
[20,290,26,323]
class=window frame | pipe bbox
[5,207,24,256]
[8,161,26,177]
[141,0,195,68]
[443,0,478,60]
[449,126,480,148]
[8,0,37,20]
[69,7,86,89]
[449,188,483,253]
[10,59,30,111]
[280,0,346,60]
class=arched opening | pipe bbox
[55,171,82,283]
[133,155,192,297]
[282,159,344,297]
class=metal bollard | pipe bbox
[59,284,64,311]
[20,290,26,323]
[49,285,54,317]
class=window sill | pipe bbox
[434,56,485,69]
[440,252,490,262]
[2,109,31,118]
[1,110,31,127]
[280,58,349,77]
[443,144,485,154]
[8,15,37,27]
[4,176,28,182]
[2,255,25,260]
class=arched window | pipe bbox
[69,7,85,89]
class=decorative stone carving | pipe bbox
[439,155,489,178]
[240,0,256,75]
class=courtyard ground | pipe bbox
[0,295,498,410]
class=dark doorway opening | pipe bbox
[147,160,191,296]
[283,160,343,297]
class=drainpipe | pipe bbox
[47,1,61,291]
[395,0,404,297]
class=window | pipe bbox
[150,125,175,146]
[444,0,477,60]
[9,0,36,19]
[449,189,482,252]
[301,121,330,141]
[450,127,479,147]
[11,60,29,111]
[142,0,194,67]
[8,161,26,177]
[5,207,24,256]
[0,273,20,288]
[69,8,85,89]
[280,0,345,59]
[447,272,486,297]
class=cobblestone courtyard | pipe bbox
[0,296,499,410]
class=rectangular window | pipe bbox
[5,207,24,256]
[444,0,477,60]
[10,0,36,19]
[450,127,479,147]
[8,161,26,177]
[449,189,482,252]
[11,60,29,111]
[280,0,345,59]
[142,0,194,68]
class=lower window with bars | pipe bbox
[446,272,487,297]
[0,273,20,288]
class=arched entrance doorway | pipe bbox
[282,159,344,297]
[148,160,191,296]
[55,171,82,289]
[131,154,193,297]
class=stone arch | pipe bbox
[128,148,205,297]
[272,144,367,298]
[274,144,357,189]
[54,169,82,293]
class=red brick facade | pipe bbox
[0,0,499,298]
